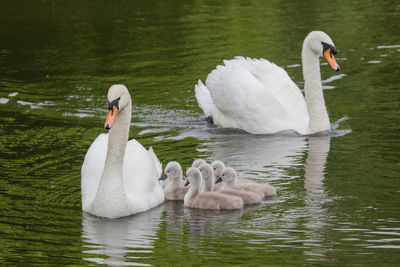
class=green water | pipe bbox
[1,0,399,265]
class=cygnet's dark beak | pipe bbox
[185,180,190,186]
[159,173,168,181]
[215,177,223,183]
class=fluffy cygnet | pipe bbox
[192,158,207,168]
[218,188,262,205]
[211,160,254,185]
[198,163,216,192]
[159,161,188,200]
[216,167,276,198]
[211,160,225,179]
[184,167,243,210]
[209,162,261,204]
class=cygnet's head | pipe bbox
[216,167,237,184]
[185,167,202,186]
[104,84,132,130]
[159,161,183,181]
[192,158,207,168]
[198,163,214,179]
[211,160,225,177]
[303,31,339,71]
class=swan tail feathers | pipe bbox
[148,146,162,177]
[194,79,214,117]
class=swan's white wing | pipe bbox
[205,57,308,134]
[81,135,164,214]
[123,140,164,212]
[195,80,215,117]
[81,133,108,212]
[148,146,162,177]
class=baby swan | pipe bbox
[216,167,276,198]
[159,161,187,200]
[211,160,254,185]
[202,163,261,204]
[192,159,207,168]
[210,160,225,178]
[198,163,217,192]
[184,167,243,210]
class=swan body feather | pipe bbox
[195,31,340,135]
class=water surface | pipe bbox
[1,0,399,265]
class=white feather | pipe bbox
[148,146,162,177]
[201,57,308,134]
[82,135,164,215]
[194,80,215,117]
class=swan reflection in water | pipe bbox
[81,200,247,265]
[203,133,308,181]
[303,136,334,259]
[203,133,334,259]
[81,204,164,266]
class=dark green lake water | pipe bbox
[1,0,399,265]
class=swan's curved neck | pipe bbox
[104,103,131,173]
[302,45,331,134]
[94,101,131,206]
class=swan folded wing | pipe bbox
[81,134,108,211]
[123,139,164,210]
[148,146,162,177]
[206,57,308,134]
[252,60,309,133]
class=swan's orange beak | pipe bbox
[104,106,118,130]
[324,48,340,71]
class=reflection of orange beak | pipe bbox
[104,106,118,130]
[324,48,340,71]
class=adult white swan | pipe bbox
[81,85,165,219]
[195,31,340,135]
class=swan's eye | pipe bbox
[213,168,216,170]
[108,97,121,110]
[322,42,337,55]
